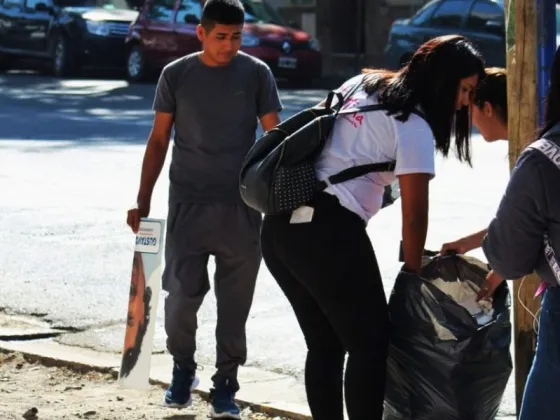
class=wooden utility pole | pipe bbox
[504,0,541,415]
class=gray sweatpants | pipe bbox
[162,201,262,390]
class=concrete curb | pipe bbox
[0,315,515,420]
[0,339,311,420]
[0,340,120,374]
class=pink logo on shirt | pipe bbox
[340,98,364,128]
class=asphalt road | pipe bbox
[0,72,328,373]
[0,72,515,416]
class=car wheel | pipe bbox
[126,45,147,82]
[51,35,79,77]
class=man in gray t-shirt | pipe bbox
[126,0,282,417]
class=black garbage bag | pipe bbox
[383,253,513,420]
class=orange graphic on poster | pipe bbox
[120,251,152,378]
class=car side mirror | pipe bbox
[184,13,200,24]
[485,20,504,36]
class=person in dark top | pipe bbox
[126,0,282,417]
[482,46,560,420]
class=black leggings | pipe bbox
[261,193,389,420]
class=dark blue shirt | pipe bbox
[482,124,560,285]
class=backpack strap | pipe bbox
[527,138,560,169]
[527,138,560,285]
[337,104,390,115]
[316,105,425,191]
[324,78,427,121]
[337,103,426,119]
[324,91,345,112]
[324,76,366,112]
[317,80,427,191]
[317,161,396,191]
[544,233,560,286]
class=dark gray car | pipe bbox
[384,0,505,69]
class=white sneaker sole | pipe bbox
[162,376,200,409]
[162,398,192,409]
[210,407,241,419]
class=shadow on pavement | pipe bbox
[0,72,328,148]
[0,72,159,146]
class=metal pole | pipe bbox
[537,0,557,124]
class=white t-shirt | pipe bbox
[315,75,436,222]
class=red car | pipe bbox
[124,0,322,84]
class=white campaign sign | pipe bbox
[118,218,165,390]
[134,220,162,254]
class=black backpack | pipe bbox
[239,79,417,215]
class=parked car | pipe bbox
[0,0,138,76]
[384,0,506,69]
[124,0,322,84]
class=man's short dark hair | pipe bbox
[201,0,245,30]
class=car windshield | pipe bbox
[242,0,285,25]
[55,0,133,9]
[557,5,560,35]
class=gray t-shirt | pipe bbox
[153,51,283,204]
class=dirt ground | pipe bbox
[0,351,287,420]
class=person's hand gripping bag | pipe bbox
[383,253,513,420]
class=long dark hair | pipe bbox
[363,35,485,165]
[539,46,560,137]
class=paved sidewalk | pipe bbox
[0,314,517,420]
[0,338,310,419]
[0,351,284,420]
